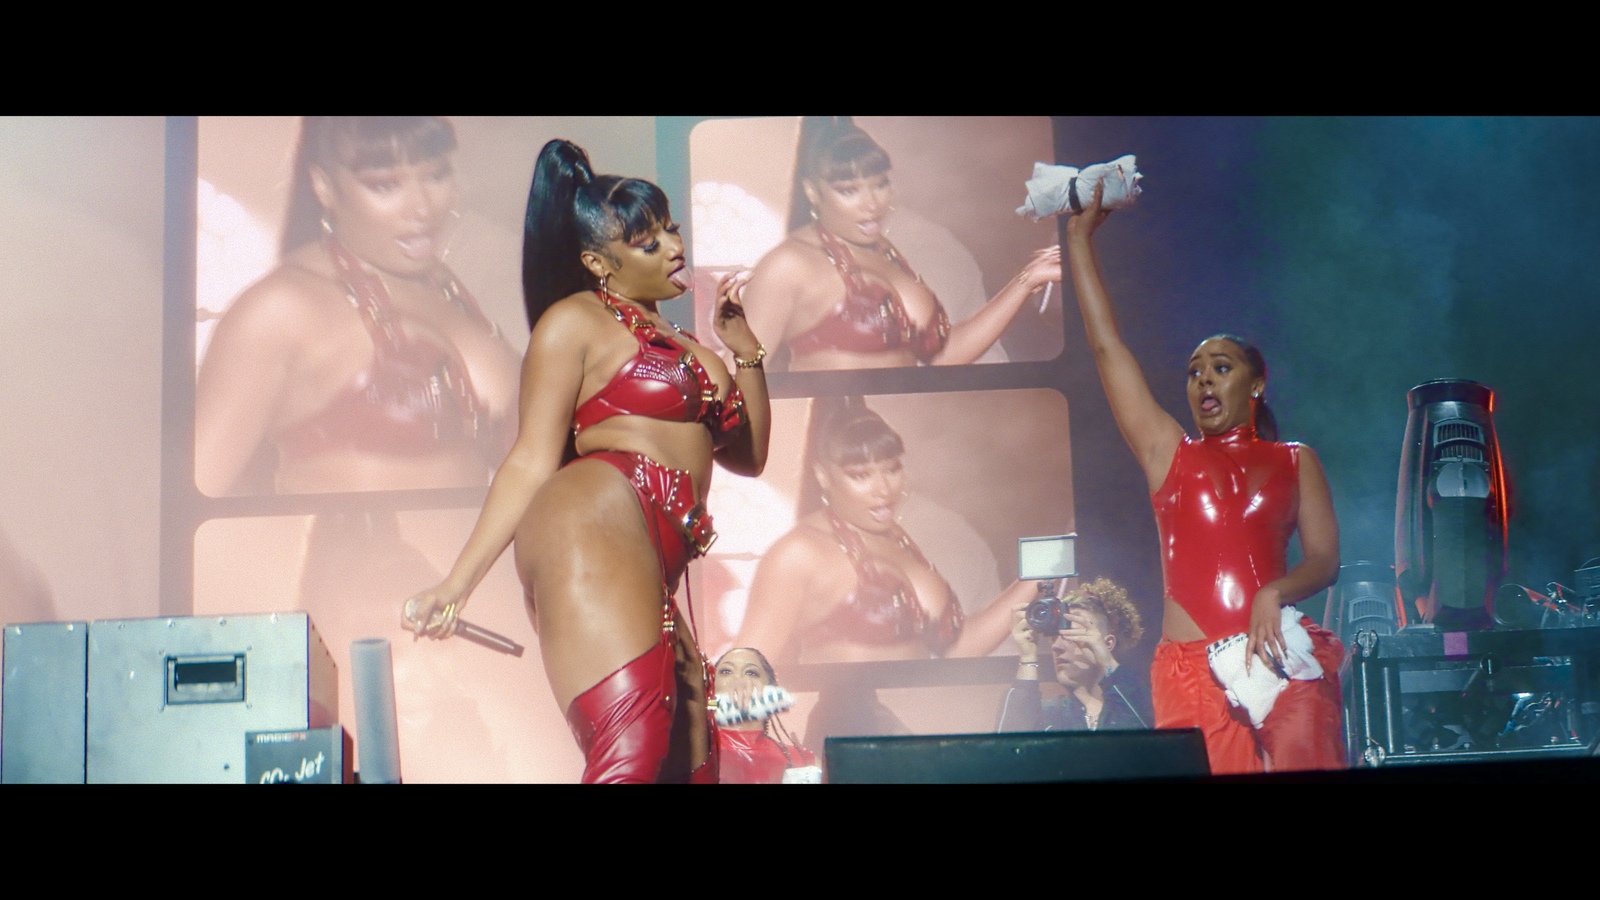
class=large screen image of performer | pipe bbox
[687,116,1063,370]
[189,117,656,783]
[695,388,1074,745]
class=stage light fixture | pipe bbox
[1394,379,1509,631]
[1322,560,1398,649]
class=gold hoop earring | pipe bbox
[598,273,610,298]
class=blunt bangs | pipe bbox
[815,131,891,184]
[826,415,904,467]
[321,116,458,172]
[605,177,673,244]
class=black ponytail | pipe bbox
[786,116,892,233]
[521,139,675,331]
[522,140,593,330]
[796,395,905,516]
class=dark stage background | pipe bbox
[1047,117,1600,684]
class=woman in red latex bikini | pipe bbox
[404,139,771,783]
[194,118,525,780]
[734,396,1033,746]
[741,117,1062,371]
[1065,182,1345,775]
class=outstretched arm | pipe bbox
[1246,446,1340,670]
[946,578,1038,657]
[404,301,588,637]
[932,245,1062,366]
[1064,186,1185,489]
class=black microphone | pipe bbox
[403,598,525,657]
[455,619,525,657]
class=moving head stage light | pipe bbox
[1395,379,1508,632]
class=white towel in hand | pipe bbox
[1205,607,1324,729]
[1016,155,1142,220]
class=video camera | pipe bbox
[1017,533,1077,636]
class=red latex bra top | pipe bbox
[1150,426,1301,641]
[810,511,963,654]
[717,730,816,785]
[788,225,951,364]
[277,237,504,461]
[572,291,747,449]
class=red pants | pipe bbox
[565,637,719,784]
[1152,619,1346,775]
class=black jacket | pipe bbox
[996,665,1154,733]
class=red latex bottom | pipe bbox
[1152,618,1346,775]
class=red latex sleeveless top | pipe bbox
[1150,426,1301,641]
[788,225,952,364]
[571,291,747,449]
[277,237,504,460]
[810,511,963,654]
[717,729,816,785]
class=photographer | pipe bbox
[997,578,1152,732]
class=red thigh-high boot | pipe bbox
[567,450,720,783]
[565,637,677,784]
[1151,638,1264,776]
[1256,620,1347,772]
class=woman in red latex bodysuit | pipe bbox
[1065,183,1345,775]
[735,395,1033,747]
[404,139,771,783]
[194,117,525,780]
[713,647,818,784]
[741,117,1062,371]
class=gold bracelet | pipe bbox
[734,345,766,369]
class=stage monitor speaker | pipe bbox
[825,728,1209,784]
[85,612,338,783]
[2,621,89,784]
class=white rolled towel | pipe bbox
[1016,155,1142,220]
[1205,606,1324,729]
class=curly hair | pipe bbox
[1066,577,1144,649]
